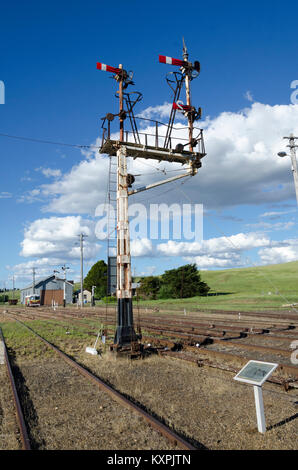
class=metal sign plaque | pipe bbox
[234,360,278,387]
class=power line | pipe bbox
[0,132,100,149]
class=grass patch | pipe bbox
[132,261,298,312]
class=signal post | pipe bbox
[97,41,206,353]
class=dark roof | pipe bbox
[21,275,73,291]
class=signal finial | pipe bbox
[182,37,188,61]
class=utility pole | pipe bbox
[278,134,298,206]
[61,264,70,307]
[32,267,36,295]
[91,285,96,307]
[78,234,87,308]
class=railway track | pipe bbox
[7,309,298,391]
[0,328,31,450]
[2,314,201,450]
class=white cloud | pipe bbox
[6,257,75,285]
[155,232,272,269]
[0,192,12,199]
[20,101,298,215]
[20,216,101,260]
[185,254,242,269]
[36,167,62,178]
[246,221,295,231]
[136,102,172,120]
[260,209,297,219]
[258,238,298,264]
[41,154,109,214]
[244,91,254,102]
[131,238,153,257]
[157,232,270,257]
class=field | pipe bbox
[4,261,298,313]
[133,261,298,312]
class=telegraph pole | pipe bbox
[278,134,298,206]
[61,264,70,307]
[32,267,36,295]
[78,234,87,307]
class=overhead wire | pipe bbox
[0,132,100,149]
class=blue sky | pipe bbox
[1,0,298,288]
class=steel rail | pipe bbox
[6,311,297,390]
[14,310,298,354]
[0,328,31,450]
[10,305,298,326]
[141,335,298,386]
[7,314,199,451]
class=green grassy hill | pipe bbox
[2,261,298,312]
[201,261,298,295]
[135,261,298,312]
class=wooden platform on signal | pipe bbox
[100,139,206,165]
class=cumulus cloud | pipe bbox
[136,102,172,120]
[20,216,101,260]
[40,155,109,214]
[185,254,242,269]
[36,167,62,178]
[19,101,298,215]
[258,238,298,264]
[7,257,76,285]
[157,232,270,257]
[131,238,153,257]
[156,232,272,269]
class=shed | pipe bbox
[78,290,92,303]
[20,275,73,306]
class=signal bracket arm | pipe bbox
[128,170,193,196]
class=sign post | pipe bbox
[253,384,266,433]
[234,360,278,434]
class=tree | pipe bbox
[161,264,210,299]
[83,260,107,299]
[137,276,161,300]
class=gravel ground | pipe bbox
[203,342,293,366]
[0,365,21,449]
[1,310,297,450]
[3,356,178,450]
[77,351,298,450]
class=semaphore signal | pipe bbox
[96,39,207,355]
[96,63,122,74]
[158,55,186,67]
